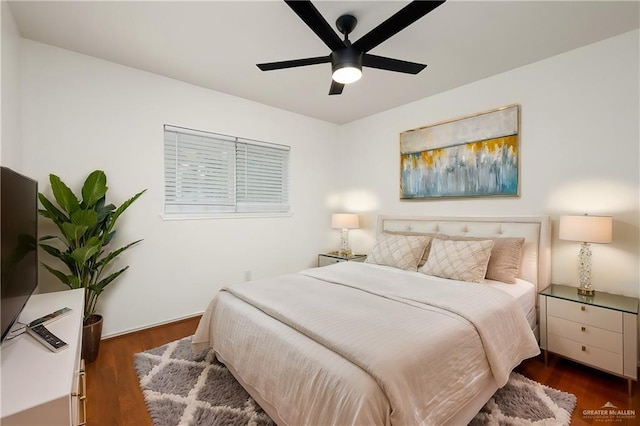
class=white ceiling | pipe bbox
[8,1,640,124]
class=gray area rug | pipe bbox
[134,336,576,426]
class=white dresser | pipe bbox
[539,284,638,396]
[1,289,86,425]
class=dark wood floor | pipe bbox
[516,354,638,425]
[86,317,638,425]
[85,316,201,426]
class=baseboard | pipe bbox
[101,311,204,340]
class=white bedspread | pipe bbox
[193,262,539,425]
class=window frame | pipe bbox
[163,125,291,220]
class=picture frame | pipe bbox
[400,104,520,200]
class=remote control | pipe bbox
[28,307,72,328]
[27,324,68,352]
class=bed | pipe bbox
[193,215,551,425]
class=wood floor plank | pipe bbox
[86,317,639,425]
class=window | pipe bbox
[164,125,290,216]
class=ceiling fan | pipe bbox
[257,0,446,95]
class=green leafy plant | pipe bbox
[38,170,146,323]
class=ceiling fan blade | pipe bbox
[352,1,446,53]
[257,56,330,71]
[363,54,426,74]
[329,80,344,95]
[284,0,345,52]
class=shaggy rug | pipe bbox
[134,336,576,426]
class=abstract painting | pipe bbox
[400,105,520,199]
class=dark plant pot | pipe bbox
[82,314,103,364]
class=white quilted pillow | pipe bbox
[419,238,494,283]
[366,234,431,271]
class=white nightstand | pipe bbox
[318,252,367,267]
[539,284,638,396]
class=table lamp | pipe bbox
[331,213,359,257]
[559,214,612,296]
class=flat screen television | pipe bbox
[1,167,38,342]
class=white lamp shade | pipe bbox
[331,213,359,229]
[559,215,612,244]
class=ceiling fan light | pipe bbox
[332,66,362,84]
[331,47,363,84]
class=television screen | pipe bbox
[1,167,38,342]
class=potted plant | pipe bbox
[38,170,145,363]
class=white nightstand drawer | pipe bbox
[548,334,623,375]
[547,297,622,332]
[547,316,622,354]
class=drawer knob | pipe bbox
[580,306,586,311]
[581,326,586,332]
[581,345,586,351]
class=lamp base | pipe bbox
[339,228,351,258]
[577,286,595,296]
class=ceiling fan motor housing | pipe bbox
[331,46,363,74]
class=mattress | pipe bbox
[485,278,537,329]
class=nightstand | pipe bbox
[318,252,367,267]
[539,284,638,396]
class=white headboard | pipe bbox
[377,215,551,292]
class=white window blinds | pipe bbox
[164,125,290,216]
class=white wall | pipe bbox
[16,28,640,337]
[1,0,22,168]
[338,30,640,298]
[19,40,340,336]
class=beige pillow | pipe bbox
[420,238,494,283]
[366,233,431,271]
[485,238,525,283]
[435,235,525,283]
[386,231,439,267]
